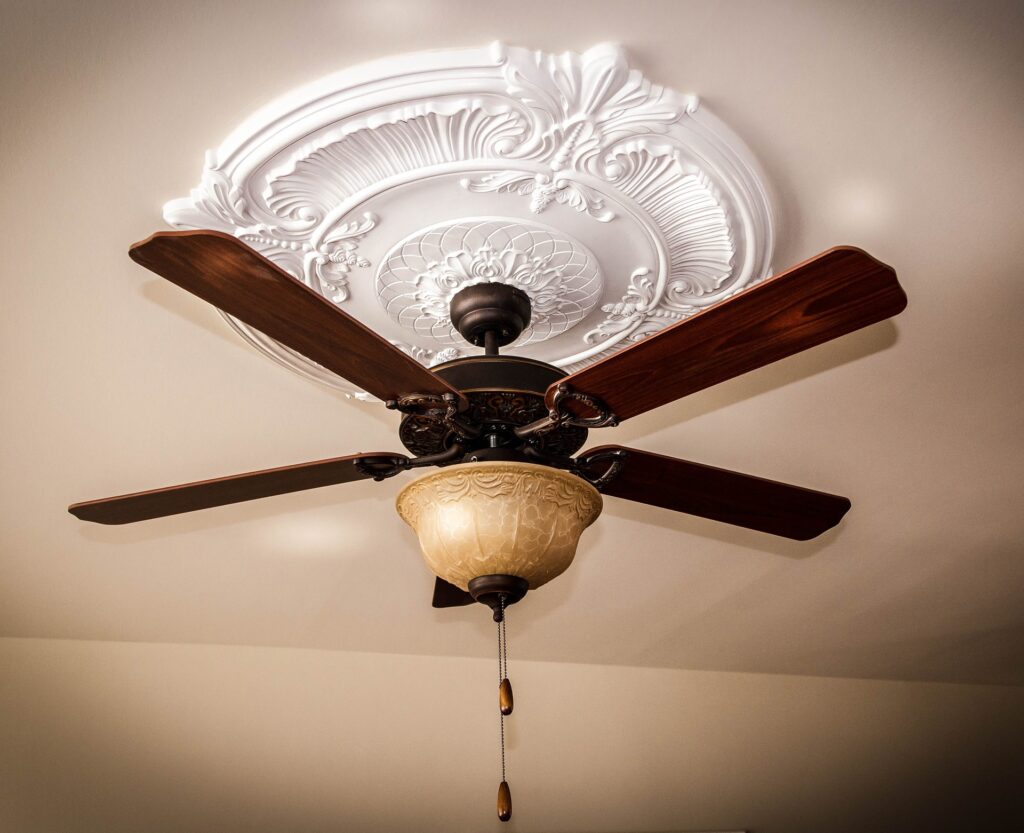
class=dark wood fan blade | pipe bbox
[581,445,851,540]
[68,452,406,525]
[431,577,475,608]
[551,247,906,421]
[129,230,463,403]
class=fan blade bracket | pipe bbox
[514,383,619,440]
[385,392,481,442]
[548,383,620,428]
[352,454,414,482]
[573,447,629,489]
[355,443,466,481]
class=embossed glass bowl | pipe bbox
[395,461,602,591]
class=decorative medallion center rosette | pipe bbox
[377,218,603,346]
[163,42,774,398]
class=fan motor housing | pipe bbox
[397,355,588,458]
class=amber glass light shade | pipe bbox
[395,461,602,591]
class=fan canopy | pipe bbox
[396,461,602,591]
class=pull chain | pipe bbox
[498,595,505,782]
[496,595,512,822]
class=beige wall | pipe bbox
[2,637,1021,832]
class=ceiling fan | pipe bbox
[69,229,905,821]
[70,230,907,610]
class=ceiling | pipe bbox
[2,0,1023,828]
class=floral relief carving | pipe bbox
[413,242,568,317]
[584,267,689,345]
[461,171,614,221]
[377,218,604,347]
[308,214,377,302]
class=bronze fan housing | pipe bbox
[397,283,585,460]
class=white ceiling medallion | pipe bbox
[165,43,775,399]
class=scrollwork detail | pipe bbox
[461,171,614,221]
[308,213,377,302]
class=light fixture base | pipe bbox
[468,575,530,621]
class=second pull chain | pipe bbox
[497,595,513,822]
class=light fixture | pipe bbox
[396,459,602,821]
[396,460,602,601]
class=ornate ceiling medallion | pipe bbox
[165,43,775,398]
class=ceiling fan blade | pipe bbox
[431,577,475,608]
[68,451,407,525]
[129,230,463,403]
[550,247,906,421]
[581,445,851,540]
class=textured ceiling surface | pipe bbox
[2,0,1023,691]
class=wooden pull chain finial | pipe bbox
[499,677,514,715]
[497,779,512,822]
[496,594,512,821]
